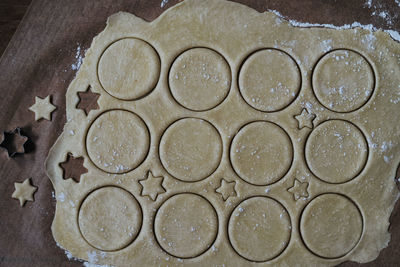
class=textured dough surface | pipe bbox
[169,47,231,111]
[45,0,400,266]
[98,38,160,100]
[78,186,142,251]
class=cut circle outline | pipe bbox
[304,119,369,184]
[96,37,161,101]
[299,192,364,259]
[167,46,232,112]
[158,117,223,183]
[85,109,151,175]
[227,195,292,262]
[237,48,302,113]
[77,185,143,252]
[153,192,219,259]
[311,48,376,113]
[229,120,294,186]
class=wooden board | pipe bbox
[0,0,399,266]
[0,0,32,56]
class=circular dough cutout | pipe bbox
[305,120,367,184]
[312,49,374,112]
[239,49,301,112]
[230,121,293,186]
[154,193,218,258]
[169,48,231,111]
[98,38,160,100]
[78,186,142,251]
[300,193,363,258]
[159,118,222,182]
[228,196,291,262]
[86,110,150,174]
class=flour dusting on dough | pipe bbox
[268,9,400,42]
[55,241,81,262]
[57,238,112,267]
[71,43,84,71]
[84,251,112,267]
[83,263,114,267]
[160,0,169,8]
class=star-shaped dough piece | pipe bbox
[12,178,37,206]
[29,95,56,121]
[287,179,309,201]
[294,108,316,129]
[216,179,237,201]
[0,128,28,157]
[139,171,166,201]
[76,86,100,115]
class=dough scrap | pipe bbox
[29,95,56,121]
[12,178,37,206]
[45,0,400,266]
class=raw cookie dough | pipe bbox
[12,178,37,206]
[29,95,56,121]
[45,0,400,266]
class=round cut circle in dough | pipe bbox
[86,110,150,174]
[230,121,293,186]
[159,118,222,182]
[78,186,142,251]
[98,38,160,100]
[312,49,375,113]
[300,193,363,258]
[169,47,231,111]
[228,196,291,262]
[239,49,301,112]
[154,193,218,258]
[305,119,368,184]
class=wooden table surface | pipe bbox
[0,0,399,266]
[0,0,31,56]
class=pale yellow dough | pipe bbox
[45,0,400,266]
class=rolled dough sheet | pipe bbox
[45,0,400,265]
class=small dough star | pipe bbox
[12,178,37,206]
[287,179,309,201]
[139,171,166,201]
[29,95,56,121]
[0,128,28,157]
[216,179,237,201]
[76,86,100,115]
[294,108,316,129]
